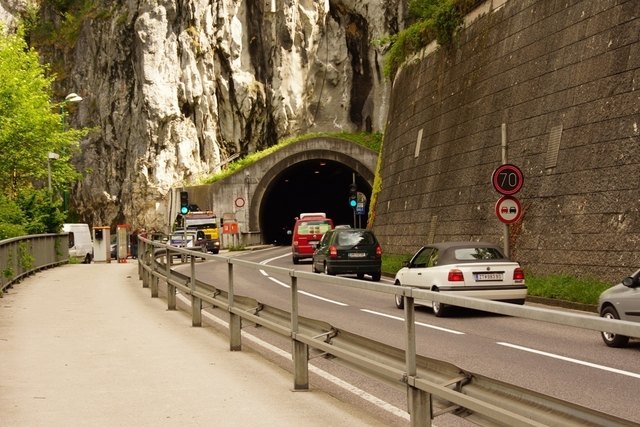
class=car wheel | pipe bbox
[292,256,299,265]
[371,272,381,282]
[431,290,448,317]
[83,254,92,264]
[324,263,335,276]
[394,281,404,309]
[600,306,630,348]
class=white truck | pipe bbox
[62,223,93,263]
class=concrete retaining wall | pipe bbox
[372,0,640,282]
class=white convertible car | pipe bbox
[393,241,527,317]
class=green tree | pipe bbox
[0,27,83,200]
[0,194,26,239]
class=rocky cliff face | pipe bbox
[31,0,405,230]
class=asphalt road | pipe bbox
[185,246,640,425]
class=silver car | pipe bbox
[598,270,640,347]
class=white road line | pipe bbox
[260,253,292,264]
[179,294,409,421]
[497,342,640,379]
[259,253,348,306]
[360,309,465,335]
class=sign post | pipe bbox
[492,161,524,257]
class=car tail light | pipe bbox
[448,269,464,282]
[329,245,338,259]
[513,267,525,281]
[292,240,298,248]
[375,244,382,258]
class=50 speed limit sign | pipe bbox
[492,164,524,195]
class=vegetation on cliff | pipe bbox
[199,132,382,185]
[383,0,484,78]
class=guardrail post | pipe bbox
[228,261,241,351]
[405,295,431,426]
[167,249,176,310]
[191,256,201,326]
[140,240,148,288]
[290,274,309,391]
[138,239,143,280]
[150,244,158,298]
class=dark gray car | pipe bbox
[312,228,382,281]
[598,269,640,347]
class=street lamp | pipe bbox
[61,92,83,130]
[47,151,60,196]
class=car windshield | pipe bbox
[454,247,504,260]
[336,231,374,247]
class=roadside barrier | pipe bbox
[138,237,640,427]
[0,234,68,293]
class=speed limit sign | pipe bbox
[492,164,524,195]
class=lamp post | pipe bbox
[47,151,60,196]
[61,92,83,130]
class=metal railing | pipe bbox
[0,234,69,292]
[137,237,640,427]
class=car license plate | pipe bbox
[475,273,503,281]
[309,240,319,246]
[349,252,366,258]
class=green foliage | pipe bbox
[199,132,382,185]
[0,28,84,199]
[28,0,101,48]
[18,241,35,271]
[383,0,481,79]
[17,189,66,234]
[0,195,27,239]
[0,190,64,239]
[526,274,610,305]
[382,253,409,276]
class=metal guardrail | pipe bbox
[0,234,69,293]
[137,237,640,427]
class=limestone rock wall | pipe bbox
[37,0,405,230]
[373,0,640,282]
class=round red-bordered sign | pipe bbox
[234,197,245,208]
[495,195,523,224]
[492,164,524,195]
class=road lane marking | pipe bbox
[497,342,640,379]
[361,309,465,335]
[179,294,410,421]
[259,253,348,306]
[262,273,348,306]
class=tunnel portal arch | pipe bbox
[250,142,377,245]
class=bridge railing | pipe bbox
[137,237,640,427]
[0,234,69,293]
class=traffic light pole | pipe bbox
[351,173,356,228]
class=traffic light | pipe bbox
[348,184,357,208]
[180,191,190,215]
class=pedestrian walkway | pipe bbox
[0,263,387,426]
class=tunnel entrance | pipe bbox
[259,159,372,245]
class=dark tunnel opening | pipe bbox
[260,159,372,245]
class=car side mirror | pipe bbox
[622,276,638,288]
[402,260,410,268]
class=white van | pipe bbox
[63,223,93,264]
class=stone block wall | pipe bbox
[372,0,640,282]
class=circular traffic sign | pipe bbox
[492,164,524,195]
[495,195,523,224]
[234,197,245,208]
